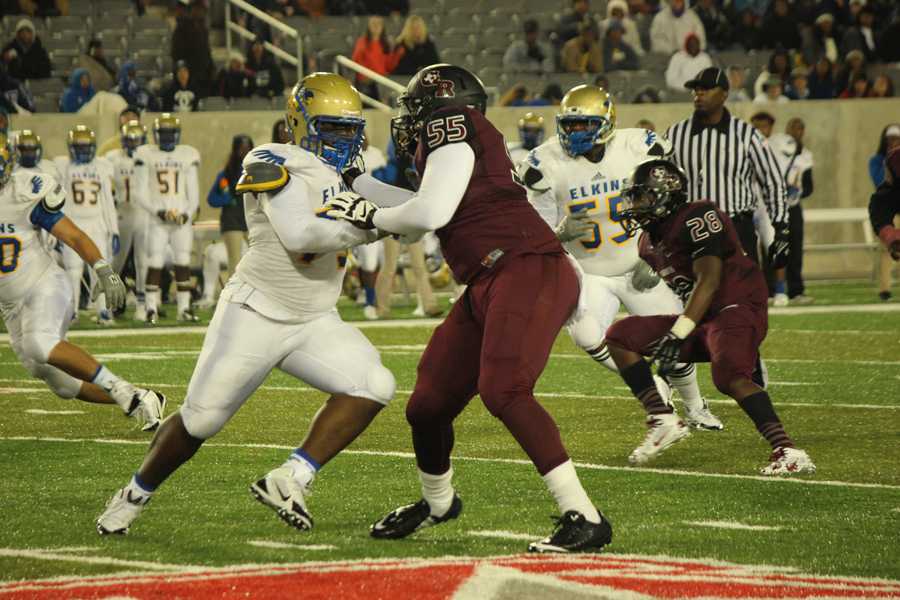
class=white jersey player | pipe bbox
[506,111,545,166]
[106,120,150,321]
[0,134,164,428]
[15,129,60,181]
[198,238,247,307]
[132,113,200,323]
[53,126,119,325]
[97,73,396,537]
[522,85,722,434]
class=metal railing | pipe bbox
[334,55,405,113]
[224,0,303,81]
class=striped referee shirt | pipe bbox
[665,109,788,224]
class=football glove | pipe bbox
[652,316,695,375]
[554,212,594,242]
[631,260,660,292]
[92,259,126,309]
[323,192,377,230]
[768,223,790,269]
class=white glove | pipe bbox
[631,259,660,292]
[321,192,377,230]
[92,259,126,309]
[554,211,594,242]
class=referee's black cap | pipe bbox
[685,67,729,91]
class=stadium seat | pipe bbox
[231,96,276,111]
[34,93,60,113]
[201,96,230,111]
[95,0,135,18]
[27,77,62,95]
[47,16,89,34]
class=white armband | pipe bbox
[671,315,696,339]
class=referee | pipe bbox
[666,67,789,266]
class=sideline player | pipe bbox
[107,120,150,321]
[507,111,545,165]
[329,64,611,553]
[133,113,200,324]
[15,130,60,181]
[522,85,723,459]
[606,158,815,475]
[0,134,164,428]
[96,73,396,535]
[54,126,119,325]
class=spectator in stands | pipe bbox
[0,62,35,113]
[78,39,115,93]
[594,74,609,89]
[693,0,731,51]
[207,134,254,286]
[632,87,661,103]
[869,125,900,300]
[350,16,394,99]
[750,111,774,138]
[272,118,291,143]
[665,32,711,90]
[636,118,656,130]
[216,51,254,99]
[760,0,802,50]
[807,56,836,98]
[649,0,706,55]
[556,0,598,48]
[98,106,141,155]
[733,9,763,51]
[733,0,769,19]
[113,61,159,111]
[876,11,900,62]
[498,82,563,106]
[561,22,603,74]
[868,74,894,98]
[802,13,840,67]
[602,0,644,56]
[841,5,878,62]
[754,76,790,103]
[603,21,640,71]
[753,48,791,98]
[161,60,199,112]
[247,38,284,99]
[1,19,51,80]
[172,1,215,97]
[839,72,870,98]
[503,19,554,74]
[390,15,440,76]
[835,49,867,95]
[786,67,810,100]
[727,65,751,102]
[59,68,95,113]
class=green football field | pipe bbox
[1,282,899,598]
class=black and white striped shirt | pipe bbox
[665,109,788,224]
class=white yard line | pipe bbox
[683,520,784,531]
[467,530,538,542]
[24,409,85,415]
[0,548,196,572]
[247,540,337,551]
[2,435,898,492]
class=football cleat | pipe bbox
[528,510,612,554]
[773,293,789,307]
[123,388,166,431]
[96,487,150,535]
[363,305,378,320]
[628,413,690,465]
[683,400,724,431]
[194,297,216,310]
[370,494,462,539]
[95,310,116,327]
[177,309,201,323]
[134,304,147,322]
[250,466,314,531]
[760,447,816,476]
[790,294,814,306]
[145,308,158,325]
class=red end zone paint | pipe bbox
[2,554,899,599]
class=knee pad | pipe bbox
[365,364,396,406]
[567,313,604,352]
[179,405,228,440]
[21,331,59,365]
[29,362,81,399]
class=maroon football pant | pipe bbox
[604,303,768,394]
[406,253,579,476]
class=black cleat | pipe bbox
[527,510,612,553]
[370,494,462,539]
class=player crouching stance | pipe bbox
[606,159,815,475]
[96,73,395,535]
[0,135,164,428]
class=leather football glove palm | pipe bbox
[652,331,684,376]
[554,211,594,242]
[631,259,660,292]
[323,192,377,230]
[768,223,790,269]
[92,260,126,309]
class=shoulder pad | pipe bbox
[235,162,289,194]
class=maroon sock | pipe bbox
[737,391,794,449]
[498,396,569,476]
[621,360,673,416]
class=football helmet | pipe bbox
[68,125,97,164]
[556,85,616,157]
[285,72,365,171]
[153,113,181,152]
[16,129,41,168]
[619,159,689,236]
[391,63,487,157]
[121,120,147,156]
[518,112,545,150]
[0,133,13,186]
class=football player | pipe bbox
[198,238,246,307]
[133,113,200,324]
[0,133,164,428]
[107,120,150,321]
[53,126,119,325]
[605,159,815,475]
[328,64,611,553]
[507,111,545,165]
[522,85,723,463]
[96,73,395,536]
[16,130,60,181]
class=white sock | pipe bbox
[283,452,318,491]
[145,285,159,312]
[91,365,120,393]
[542,460,601,523]
[176,290,191,314]
[587,345,618,373]
[667,363,703,410]
[419,467,454,517]
[128,473,155,496]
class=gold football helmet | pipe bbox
[154,113,181,151]
[556,85,616,157]
[68,125,97,164]
[121,119,147,155]
[0,132,13,186]
[518,112,545,150]
[16,129,42,168]
[285,72,365,171]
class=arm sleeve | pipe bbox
[371,142,475,236]
[263,176,377,254]
[352,172,415,208]
[748,129,788,225]
[29,203,65,233]
[801,169,813,198]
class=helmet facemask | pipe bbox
[0,143,13,187]
[520,125,545,150]
[294,103,365,172]
[390,97,420,158]
[556,115,613,157]
[69,141,96,164]
[619,164,688,236]
[17,142,41,168]
[155,128,180,152]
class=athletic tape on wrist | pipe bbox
[671,315,696,339]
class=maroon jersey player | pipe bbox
[327,64,612,553]
[604,159,815,475]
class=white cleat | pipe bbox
[628,413,691,465]
[249,466,314,531]
[683,400,724,431]
[116,384,166,432]
[96,487,150,535]
[773,293,789,307]
[760,447,816,476]
[133,304,147,322]
[363,305,378,320]
[95,310,116,327]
